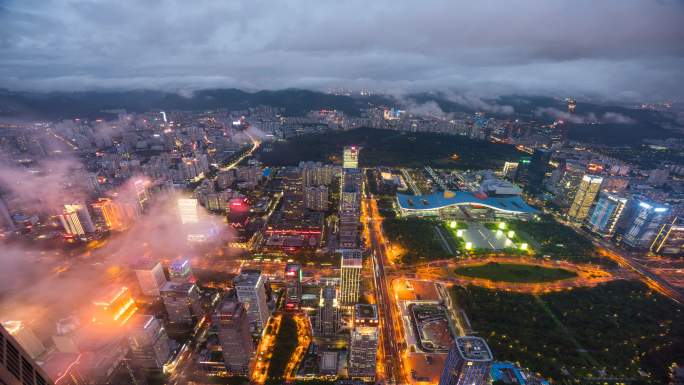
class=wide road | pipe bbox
[363,174,404,384]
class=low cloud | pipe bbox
[535,107,636,125]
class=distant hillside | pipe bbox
[0,88,393,120]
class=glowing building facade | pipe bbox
[339,249,363,306]
[567,175,603,222]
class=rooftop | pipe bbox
[455,336,493,361]
[354,304,378,321]
[397,191,538,214]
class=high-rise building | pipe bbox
[213,300,254,375]
[299,162,336,186]
[349,304,378,382]
[524,149,551,194]
[284,263,302,311]
[339,169,362,248]
[59,204,95,237]
[304,185,329,211]
[133,260,167,296]
[0,321,45,359]
[318,285,338,337]
[587,193,628,238]
[133,179,150,210]
[160,282,202,325]
[650,217,684,257]
[126,315,171,369]
[343,146,359,169]
[169,259,194,283]
[621,198,670,250]
[567,175,603,222]
[439,337,493,385]
[177,198,199,224]
[1,324,54,385]
[339,249,363,306]
[233,270,270,331]
[91,286,138,327]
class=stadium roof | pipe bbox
[397,192,538,214]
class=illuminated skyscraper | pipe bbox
[343,146,359,169]
[621,198,670,250]
[567,175,603,222]
[304,185,328,211]
[1,324,53,385]
[133,260,167,296]
[650,217,684,257]
[587,193,627,237]
[126,315,171,369]
[234,270,270,331]
[284,263,302,310]
[133,179,150,210]
[318,285,338,337]
[160,281,202,325]
[177,198,199,224]
[213,300,253,375]
[91,286,138,327]
[339,249,363,306]
[439,337,493,385]
[91,198,126,231]
[59,204,95,236]
[349,304,378,382]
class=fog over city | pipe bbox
[1,0,683,100]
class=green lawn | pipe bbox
[383,217,454,264]
[451,281,684,384]
[454,262,577,283]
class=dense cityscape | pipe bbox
[1,2,684,385]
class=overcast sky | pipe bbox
[1,0,683,101]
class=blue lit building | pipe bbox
[439,337,492,385]
[621,198,670,250]
[587,193,627,237]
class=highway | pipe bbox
[363,173,405,384]
[220,130,260,171]
[588,234,684,305]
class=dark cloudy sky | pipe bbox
[1,0,683,100]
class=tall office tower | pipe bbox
[1,324,54,385]
[318,285,338,337]
[304,185,329,211]
[90,198,130,231]
[525,149,551,194]
[91,286,139,327]
[64,204,95,233]
[0,195,15,231]
[621,198,670,250]
[553,162,585,207]
[502,162,518,181]
[587,193,628,237]
[339,249,363,306]
[234,270,270,331]
[439,337,493,385]
[160,282,203,325]
[0,321,45,359]
[213,300,254,375]
[177,198,199,224]
[339,169,362,248]
[343,146,359,169]
[651,217,684,257]
[169,259,194,283]
[567,175,603,222]
[59,204,95,237]
[284,263,303,310]
[133,179,150,210]
[126,315,171,369]
[349,304,378,382]
[133,260,167,296]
